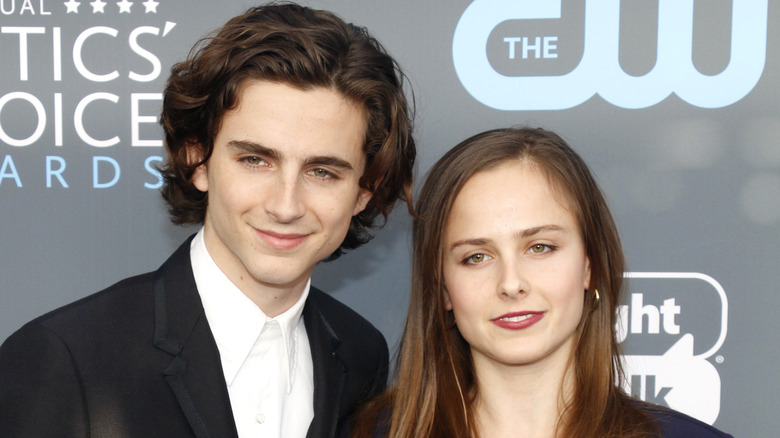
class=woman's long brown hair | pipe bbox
[352,128,659,438]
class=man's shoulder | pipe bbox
[12,271,158,340]
[12,237,194,339]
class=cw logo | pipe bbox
[452,0,768,110]
[617,272,728,425]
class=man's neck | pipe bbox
[235,276,308,318]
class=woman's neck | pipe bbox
[472,351,575,438]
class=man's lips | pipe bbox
[492,311,544,330]
[256,229,309,250]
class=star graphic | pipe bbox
[90,0,106,13]
[64,0,81,13]
[117,0,133,13]
[142,0,158,13]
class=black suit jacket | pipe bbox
[0,238,389,438]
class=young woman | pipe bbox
[351,128,732,438]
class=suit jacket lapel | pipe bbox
[152,238,238,438]
[304,290,347,438]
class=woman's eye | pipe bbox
[529,244,550,254]
[464,253,489,264]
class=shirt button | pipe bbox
[256,413,266,424]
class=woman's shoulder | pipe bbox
[635,402,734,438]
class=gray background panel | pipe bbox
[1,0,777,434]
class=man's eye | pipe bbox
[244,156,265,166]
[310,168,333,179]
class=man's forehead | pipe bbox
[232,79,365,115]
[214,80,367,153]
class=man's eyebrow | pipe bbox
[303,155,355,171]
[226,140,355,171]
[227,140,281,161]
[447,225,566,251]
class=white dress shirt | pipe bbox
[190,229,314,437]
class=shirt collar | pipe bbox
[190,228,310,391]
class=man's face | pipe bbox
[191,80,371,314]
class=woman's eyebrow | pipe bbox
[518,224,565,239]
[448,224,567,251]
[448,238,490,252]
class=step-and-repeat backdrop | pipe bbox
[1,0,777,434]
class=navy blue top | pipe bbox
[349,402,733,438]
[647,405,733,438]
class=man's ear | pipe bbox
[352,188,373,216]
[187,143,208,192]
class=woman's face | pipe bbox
[442,161,590,372]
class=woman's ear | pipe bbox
[443,284,453,311]
[583,256,591,290]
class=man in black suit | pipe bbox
[0,3,415,437]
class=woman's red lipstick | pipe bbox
[492,311,544,330]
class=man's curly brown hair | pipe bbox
[159,2,415,260]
